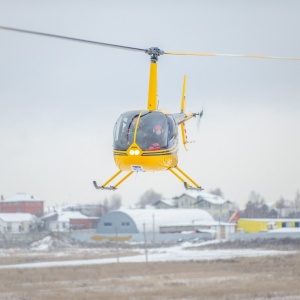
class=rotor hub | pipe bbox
[145,47,164,62]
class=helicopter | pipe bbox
[1,26,299,191]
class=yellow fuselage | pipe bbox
[114,143,178,172]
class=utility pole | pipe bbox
[152,214,155,245]
[115,225,119,263]
[143,223,148,263]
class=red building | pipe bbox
[70,217,100,230]
[0,193,44,217]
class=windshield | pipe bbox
[113,110,178,151]
[136,111,168,150]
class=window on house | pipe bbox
[121,222,130,226]
[104,222,112,226]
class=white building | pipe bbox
[97,208,214,234]
[42,211,94,232]
[174,191,234,221]
[0,213,37,233]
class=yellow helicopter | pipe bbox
[1,26,299,191]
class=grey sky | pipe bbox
[0,0,299,208]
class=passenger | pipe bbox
[148,125,163,150]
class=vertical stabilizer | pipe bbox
[180,75,188,150]
[180,75,187,112]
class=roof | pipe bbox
[0,213,36,222]
[155,199,176,207]
[40,211,58,220]
[180,190,232,205]
[3,193,43,203]
[117,208,214,232]
[57,211,89,222]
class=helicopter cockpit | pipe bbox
[113,110,178,152]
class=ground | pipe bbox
[0,236,300,299]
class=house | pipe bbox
[175,193,198,208]
[174,191,234,221]
[0,193,44,217]
[41,211,99,232]
[0,213,37,233]
[61,203,104,217]
[153,199,177,209]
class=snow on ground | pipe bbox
[0,239,296,270]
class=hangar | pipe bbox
[97,208,214,234]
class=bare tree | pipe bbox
[109,194,122,211]
[101,195,122,214]
[136,189,162,208]
[242,191,268,218]
[209,188,224,197]
[276,197,287,218]
[294,190,300,217]
[102,198,109,215]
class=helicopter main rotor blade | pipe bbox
[1,26,299,61]
[165,51,300,61]
[0,26,146,53]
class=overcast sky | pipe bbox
[0,0,299,208]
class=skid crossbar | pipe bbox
[169,165,203,191]
[93,170,134,190]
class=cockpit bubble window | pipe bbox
[166,115,178,147]
[113,110,140,151]
[136,111,169,151]
[114,110,175,151]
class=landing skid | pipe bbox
[184,182,203,191]
[93,170,134,190]
[93,181,116,190]
[169,165,203,191]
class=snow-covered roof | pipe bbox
[156,199,176,207]
[0,213,36,222]
[40,211,58,220]
[117,208,214,232]
[57,211,89,222]
[180,190,232,205]
[3,193,43,203]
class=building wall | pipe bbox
[97,211,139,234]
[195,201,233,221]
[238,219,300,233]
[177,195,197,209]
[155,202,172,209]
[0,201,44,216]
[48,221,69,232]
[0,220,33,233]
[70,218,99,230]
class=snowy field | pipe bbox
[1,235,300,299]
[0,235,296,269]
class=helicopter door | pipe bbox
[113,110,141,151]
[166,114,178,148]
